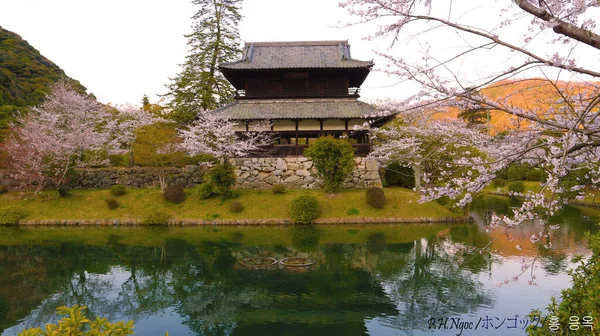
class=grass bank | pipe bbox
[483,181,600,207]
[0,187,462,223]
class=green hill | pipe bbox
[0,25,87,140]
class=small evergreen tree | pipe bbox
[304,136,355,193]
[165,0,243,124]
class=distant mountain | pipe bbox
[435,79,599,134]
[0,25,87,140]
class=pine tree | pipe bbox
[165,0,243,124]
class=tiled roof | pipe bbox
[214,98,381,120]
[220,40,374,70]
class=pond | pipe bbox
[0,196,598,336]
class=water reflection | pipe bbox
[0,202,596,335]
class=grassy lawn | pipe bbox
[483,181,600,206]
[0,187,461,222]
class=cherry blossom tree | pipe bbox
[5,82,114,193]
[108,104,164,166]
[342,0,600,221]
[179,109,273,160]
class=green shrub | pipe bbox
[230,201,244,213]
[290,195,321,224]
[0,185,7,194]
[304,136,355,192]
[492,178,506,187]
[385,162,415,188]
[110,184,127,196]
[57,186,70,197]
[525,169,545,181]
[206,162,236,198]
[108,154,129,166]
[143,210,171,225]
[366,187,386,209]
[272,183,286,194]
[507,181,525,193]
[527,231,600,335]
[163,185,186,204]
[0,208,25,225]
[18,305,135,336]
[507,163,531,181]
[197,182,214,199]
[346,207,360,216]
[105,198,120,210]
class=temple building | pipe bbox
[217,40,394,157]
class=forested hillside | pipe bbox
[0,26,87,140]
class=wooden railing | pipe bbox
[236,88,360,99]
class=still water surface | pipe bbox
[0,196,598,335]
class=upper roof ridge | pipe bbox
[245,40,349,47]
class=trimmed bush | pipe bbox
[304,136,355,192]
[346,207,360,216]
[197,182,214,199]
[384,162,415,189]
[230,201,244,213]
[143,210,171,225]
[0,208,25,225]
[57,186,70,197]
[290,195,320,224]
[507,181,525,193]
[492,178,506,187]
[163,185,186,204]
[110,184,127,196]
[105,198,120,210]
[525,169,545,181]
[366,187,386,209]
[108,154,129,166]
[206,162,236,198]
[507,163,530,181]
[271,184,286,194]
[0,185,7,194]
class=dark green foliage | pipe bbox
[507,163,531,181]
[384,162,415,188]
[105,198,120,210]
[346,207,360,215]
[525,169,545,181]
[291,225,321,251]
[0,208,25,225]
[528,231,600,335]
[110,184,127,196]
[0,185,7,194]
[164,0,242,123]
[458,107,490,126]
[197,182,214,200]
[304,136,355,192]
[563,167,592,185]
[507,181,525,193]
[290,195,321,224]
[0,27,87,140]
[143,210,171,225]
[271,184,286,194]
[163,186,186,204]
[559,180,579,199]
[57,186,70,197]
[366,187,386,209]
[492,178,506,187]
[229,201,244,213]
[206,162,236,198]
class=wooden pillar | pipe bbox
[319,119,323,137]
[295,119,299,156]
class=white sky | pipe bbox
[1,0,597,106]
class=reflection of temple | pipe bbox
[218,41,395,156]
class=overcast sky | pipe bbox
[0,0,395,105]
[1,0,597,106]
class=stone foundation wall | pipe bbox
[0,166,208,190]
[230,157,382,189]
[0,157,382,190]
